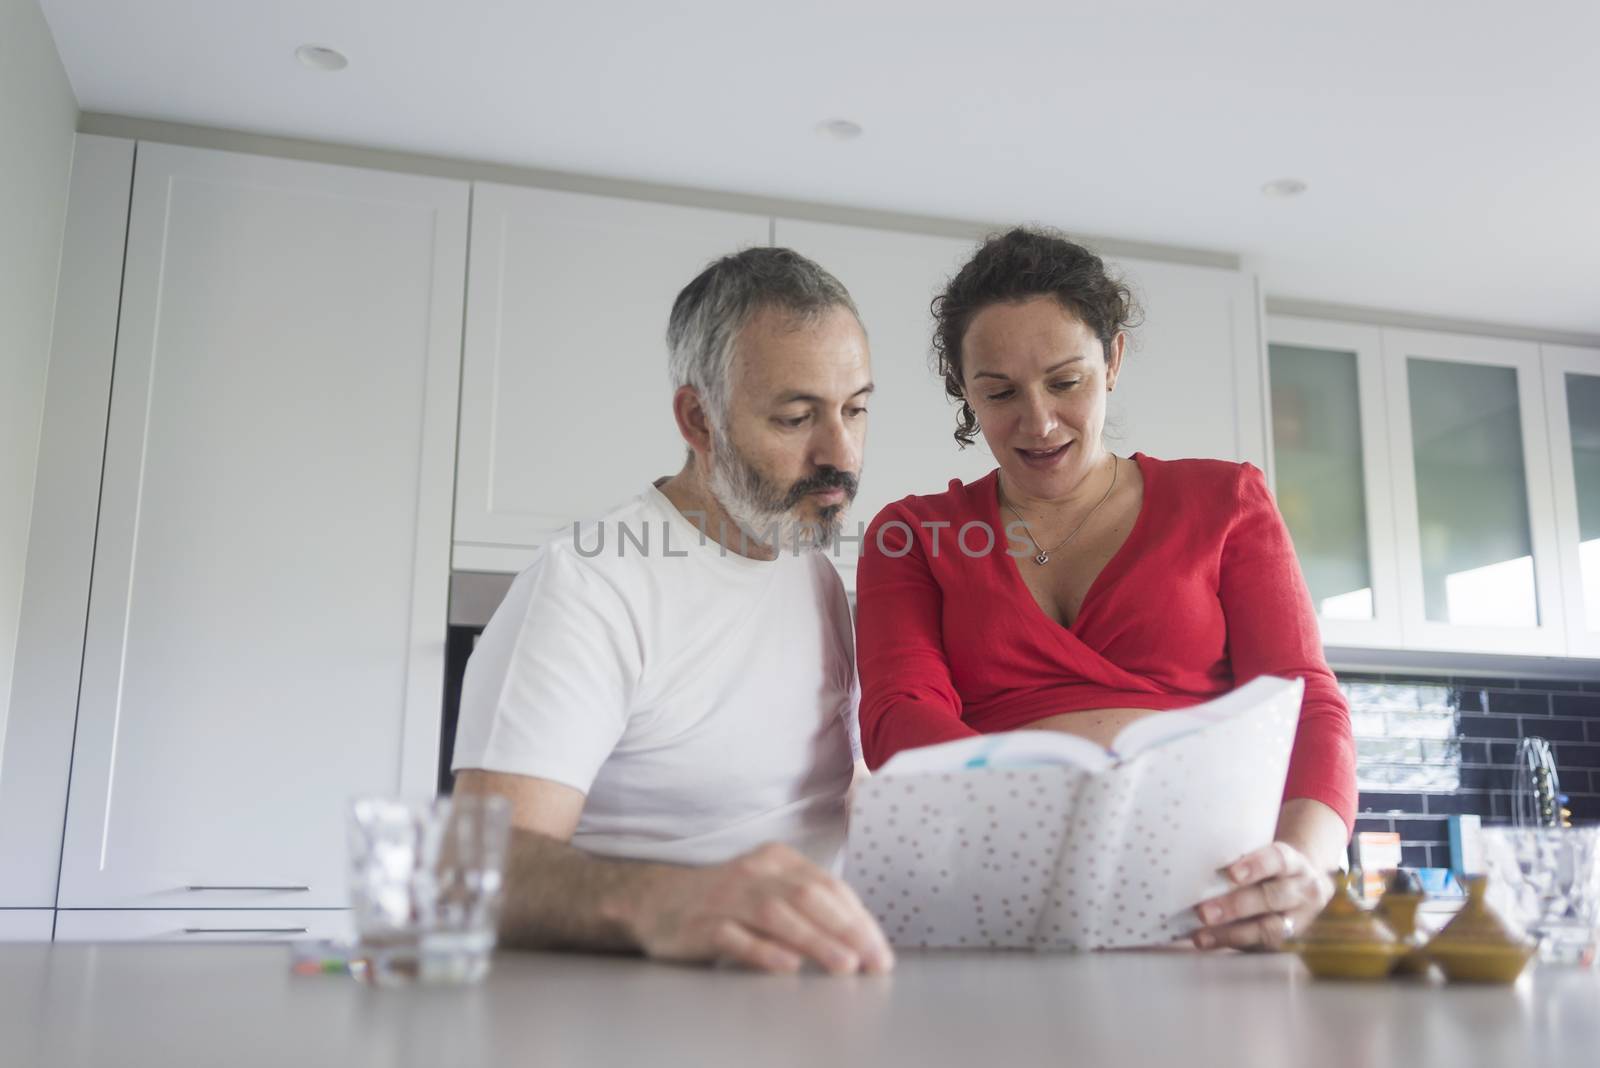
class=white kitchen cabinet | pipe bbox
[1265,317,1403,647]
[54,910,351,943]
[0,136,133,908]
[1268,319,1579,658]
[54,143,467,910]
[0,910,54,941]
[455,196,1260,578]
[452,184,770,572]
[1382,328,1565,655]
[1108,257,1267,469]
[1544,343,1600,657]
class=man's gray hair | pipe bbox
[666,247,861,428]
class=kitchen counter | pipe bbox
[5,943,1597,1067]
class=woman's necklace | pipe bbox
[1004,455,1119,566]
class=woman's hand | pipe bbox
[1190,841,1333,951]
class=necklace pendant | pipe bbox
[1034,551,1050,565]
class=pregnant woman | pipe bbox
[855,227,1356,950]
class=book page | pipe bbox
[1109,676,1299,760]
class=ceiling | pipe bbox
[39,0,1600,335]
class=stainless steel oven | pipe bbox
[440,572,516,794]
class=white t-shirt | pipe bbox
[452,484,860,868]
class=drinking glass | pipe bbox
[347,793,512,985]
[1480,826,1600,966]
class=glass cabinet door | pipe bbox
[1407,358,1537,627]
[1544,344,1600,655]
[1266,318,1402,646]
[1384,328,1565,654]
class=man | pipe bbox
[452,247,892,975]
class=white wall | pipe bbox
[0,0,78,743]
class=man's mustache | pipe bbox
[782,467,859,509]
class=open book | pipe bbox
[843,676,1304,950]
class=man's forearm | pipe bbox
[496,828,677,952]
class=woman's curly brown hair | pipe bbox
[932,227,1139,448]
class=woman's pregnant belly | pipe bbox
[1020,707,1164,749]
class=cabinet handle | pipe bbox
[182,927,308,935]
[185,885,310,892]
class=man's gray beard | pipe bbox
[706,425,843,553]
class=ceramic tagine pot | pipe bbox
[1287,871,1407,980]
[1424,874,1538,984]
[1374,868,1432,977]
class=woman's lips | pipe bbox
[1015,442,1070,469]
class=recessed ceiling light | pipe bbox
[816,118,864,142]
[1261,177,1308,198]
[295,45,348,72]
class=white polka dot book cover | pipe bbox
[844,675,1304,950]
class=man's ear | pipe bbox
[1105,332,1127,392]
[672,385,715,460]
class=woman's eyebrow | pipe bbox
[971,357,1089,381]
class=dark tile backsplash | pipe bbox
[1346,673,1600,870]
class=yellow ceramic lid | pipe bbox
[1297,871,1398,946]
[1429,874,1535,949]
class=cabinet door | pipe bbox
[0,910,53,942]
[453,184,770,572]
[1265,317,1403,647]
[54,910,351,943]
[56,143,467,909]
[1544,343,1600,657]
[771,220,995,589]
[1108,257,1267,467]
[0,136,132,908]
[1382,328,1565,654]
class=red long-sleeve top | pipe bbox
[855,452,1357,834]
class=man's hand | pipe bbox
[455,770,890,973]
[617,842,895,975]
